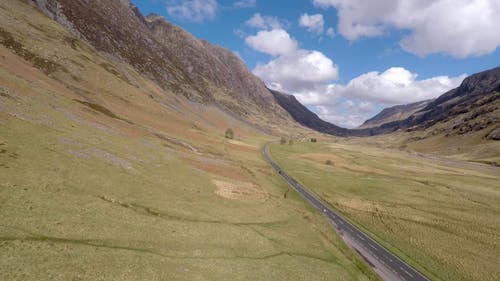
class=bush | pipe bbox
[225,128,234,139]
[280,137,287,145]
[288,139,293,145]
[325,160,334,166]
[310,138,317,143]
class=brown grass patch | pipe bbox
[227,139,259,153]
[187,158,249,181]
[213,180,268,201]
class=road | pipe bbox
[262,143,429,281]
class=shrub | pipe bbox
[225,128,234,139]
[280,137,287,145]
[310,138,317,143]
[325,160,334,166]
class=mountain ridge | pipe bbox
[29,0,297,132]
[274,66,500,139]
[358,99,433,129]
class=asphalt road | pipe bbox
[262,143,429,281]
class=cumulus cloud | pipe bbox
[299,13,325,34]
[245,29,298,56]
[337,67,467,104]
[292,67,466,128]
[245,13,282,30]
[233,0,256,8]
[167,0,218,22]
[313,0,500,57]
[245,27,338,90]
[254,50,339,91]
[316,105,370,129]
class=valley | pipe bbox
[0,1,499,281]
[268,141,500,281]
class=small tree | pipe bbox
[310,138,317,143]
[225,128,234,139]
[325,159,334,166]
[280,137,287,145]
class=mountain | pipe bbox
[364,66,500,136]
[269,89,349,136]
[29,0,296,131]
[273,66,500,143]
[358,99,433,129]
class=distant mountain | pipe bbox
[30,0,294,130]
[358,100,433,129]
[274,66,500,139]
[362,66,500,137]
[269,89,349,136]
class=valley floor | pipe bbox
[269,141,500,281]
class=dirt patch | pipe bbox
[213,180,268,201]
[228,139,256,148]
[227,139,259,153]
[187,158,248,181]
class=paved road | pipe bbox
[262,143,429,281]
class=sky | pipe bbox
[132,0,500,128]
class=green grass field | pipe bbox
[0,1,380,280]
[269,141,500,281]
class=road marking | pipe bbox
[356,234,365,241]
[401,267,414,278]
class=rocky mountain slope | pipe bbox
[365,66,500,136]
[29,0,296,131]
[358,99,433,129]
[269,89,349,136]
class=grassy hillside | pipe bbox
[0,1,380,280]
[270,141,500,281]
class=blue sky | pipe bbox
[132,0,500,128]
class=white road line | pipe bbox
[402,268,414,278]
[356,234,365,241]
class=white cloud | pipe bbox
[167,0,218,22]
[299,13,324,34]
[292,67,466,128]
[233,0,256,8]
[245,29,298,56]
[326,27,335,38]
[316,105,369,129]
[245,13,282,30]
[338,67,466,104]
[253,50,339,91]
[313,0,500,57]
